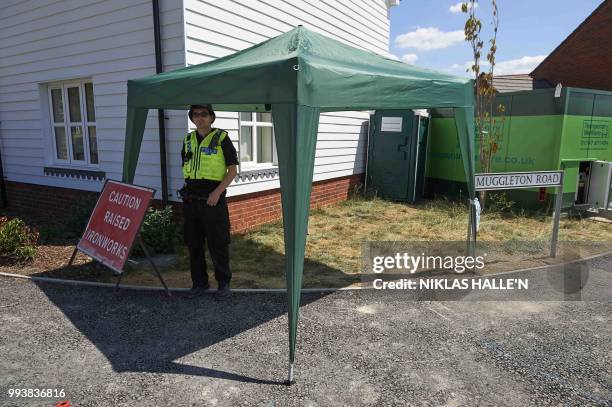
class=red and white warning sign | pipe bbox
[77,180,155,273]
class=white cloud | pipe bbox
[449,61,479,73]
[495,55,547,74]
[449,55,547,75]
[449,2,478,13]
[401,54,419,64]
[449,63,465,70]
[395,27,464,51]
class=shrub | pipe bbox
[37,223,66,244]
[130,206,178,257]
[65,194,99,238]
[0,217,38,262]
[485,192,516,214]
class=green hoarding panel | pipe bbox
[567,92,595,116]
[501,116,562,172]
[561,116,612,161]
[593,94,612,117]
[428,116,562,181]
[560,161,580,207]
[561,89,612,165]
[428,87,612,207]
[414,116,430,200]
[427,117,467,182]
[510,91,564,116]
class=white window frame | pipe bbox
[238,112,278,170]
[47,80,98,168]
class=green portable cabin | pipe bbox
[365,110,430,202]
[426,87,612,209]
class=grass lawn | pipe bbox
[3,196,612,289]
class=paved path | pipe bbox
[1,255,611,406]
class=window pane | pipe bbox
[67,87,81,122]
[85,83,95,122]
[54,127,67,160]
[239,112,252,122]
[88,126,98,164]
[51,89,64,123]
[256,112,272,122]
[240,126,252,162]
[71,126,85,161]
[257,127,273,163]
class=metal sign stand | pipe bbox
[63,180,172,296]
[65,235,171,297]
[550,171,564,257]
[466,201,477,258]
[474,170,565,258]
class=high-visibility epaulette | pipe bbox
[209,128,226,149]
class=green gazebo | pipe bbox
[122,26,477,383]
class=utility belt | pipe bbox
[177,186,209,203]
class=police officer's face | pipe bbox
[191,108,214,128]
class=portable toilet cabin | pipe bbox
[425,87,612,211]
[365,110,430,202]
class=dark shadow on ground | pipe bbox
[17,227,357,386]
[32,258,334,385]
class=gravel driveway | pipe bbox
[1,255,611,406]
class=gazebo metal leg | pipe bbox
[287,362,294,385]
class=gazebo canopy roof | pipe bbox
[126,25,473,112]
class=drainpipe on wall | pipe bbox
[152,0,169,205]
[0,122,7,208]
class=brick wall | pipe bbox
[227,174,363,233]
[5,181,98,220]
[5,174,363,234]
[531,0,612,91]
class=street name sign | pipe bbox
[475,171,563,191]
[474,170,565,257]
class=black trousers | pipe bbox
[183,195,231,288]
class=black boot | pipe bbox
[215,282,230,300]
[187,283,210,298]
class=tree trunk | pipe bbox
[479,190,487,210]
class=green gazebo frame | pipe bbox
[122,26,477,383]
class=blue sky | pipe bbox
[389,0,603,76]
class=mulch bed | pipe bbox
[0,243,115,282]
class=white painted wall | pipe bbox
[0,0,394,200]
[0,0,185,199]
[183,0,392,198]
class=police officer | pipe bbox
[181,104,238,298]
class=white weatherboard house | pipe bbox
[0,0,400,231]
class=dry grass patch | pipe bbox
[3,196,611,289]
